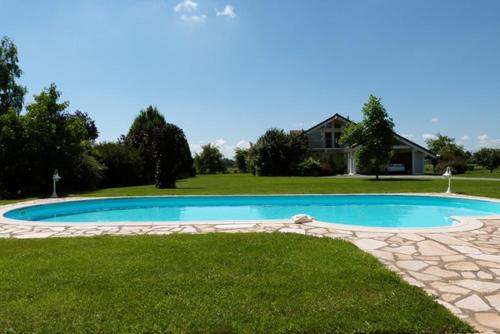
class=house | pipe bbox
[298,113,436,175]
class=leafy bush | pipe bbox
[435,157,467,174]
[95,143,144,188]
[247,128,308,176]
[295,157,322,176]
[194,144,226,174]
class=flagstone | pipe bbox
[455,294,491,312]
[423,266,460,278]
[278,228,306,235]
[398,233,424,241]
[368,250,394,261]
[409,271,441,282]
[417,240,457,256]
[462,272,476,279]
[430,282,470,294]
[475,313,500,330]
[485,294,500,312]
[454,280,500,293]
[441,293,461,302]
[396,260,428,271]
[478,271,494,280]
[450,245,483,255]
[385,245,416,255]
[445,262,480,271]
[477,261,500,269]
[352,238,386,250]
[424,234,473,246]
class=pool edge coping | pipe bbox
[1,193,499,233]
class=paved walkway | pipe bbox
[1,216,500,332]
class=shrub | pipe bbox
[95,143,144,188]
[295,157,322,176]
[247,128,308,176]
[194,144,226,174]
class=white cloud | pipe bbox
[236,140,250,149]
[401,133,414,140]
[214,138,227,147]
[422,133,438,141]
[181,14,207,23]
[216,4,236,18]
[478,134,489,143]
[476,134,500,148]
[430,117,440,123]
[174,0,197,12]
[190,139,250,158]
[461,135,470,141]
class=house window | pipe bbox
[325,132,332,148]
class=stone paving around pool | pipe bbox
[1,218,500,332]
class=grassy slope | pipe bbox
[0,233,471,333]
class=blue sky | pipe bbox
[1,0,499,156]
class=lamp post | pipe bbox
[443,166,452,194]
[51,169,61,198]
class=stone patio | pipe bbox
[1,208,500,332]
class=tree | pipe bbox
[193,144,226,174]
[339,95,395,180]
[95,143,144,187]
[125,106,167,183]
[0,108,28,197]
[247,128,308,176]
[0,36,27,116]
[474,148,500,173]
[153,123,193,188]
[425,134,468,174]
[17,84,101,196]
[234,147,249,172]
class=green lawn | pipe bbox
[0,233,471,333]
[1,173,499,206]
[80,173,500,198]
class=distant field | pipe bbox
[1,173,499,206]
[425,164,500,178]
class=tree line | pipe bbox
[0,37,193,198]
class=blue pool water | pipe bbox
[4,195,500,228]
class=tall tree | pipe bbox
[21,84,102,195]
[153,123,193,188]
[0,36,26,116]
[125,106,167,182]
[234,147,249,172]
[194,144,226,174]
[474,148,500,173]
[340,95,395,180]
[425,134,467,174]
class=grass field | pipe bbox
[0,233,471,333]
[79,173,500,198]
[1,173,499,206]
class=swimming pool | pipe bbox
[3,195,500,228]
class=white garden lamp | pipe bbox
[443,166,452,194]
[51,169,61,198]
